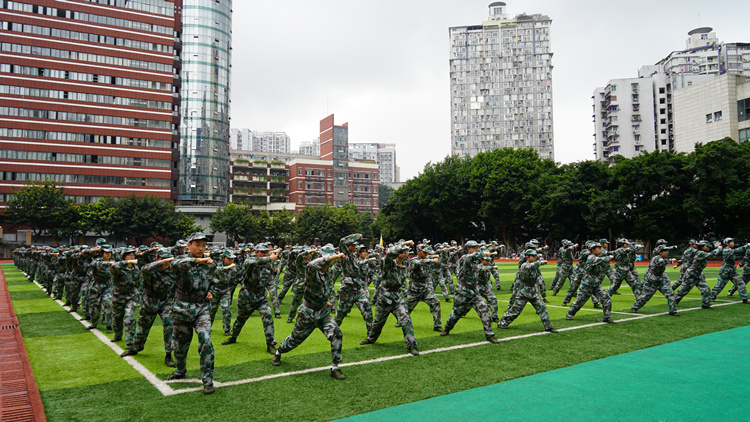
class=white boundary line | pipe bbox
[13,269,742,396]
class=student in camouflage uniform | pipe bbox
[165,232,217,395]
[278,247,300,303]
[673,240,721,310]
[550,240,576,295]
[334,234,374,333]
[403,245,442,331]
[728,247,750,297]
[360,240,421,355]
[477,254,499,323]
[110,248,142,348]
[441,241,501,343]
[121,249,177,366]
[221,244,278,353]
[607,239,643,296]
[499,249,556,332]
[563,241,599,308]
[435,243,454,300]
[66,246,91,312]
[672,240,698,291]
[710,238,750,302]
[287,248,318,322]
[273,248,346,380]
[565,243,616,323]
[86,245,114,332]
[209,250,239,336]
[630,245,678,315]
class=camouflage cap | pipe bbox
[525,242,537,249]
[525,249,539,257]
[121,247,137,257]
[689,239,697,245]
[150,241,161,248]
[138,245,149,252]
[655,239,668,246]
[96,237,107,246]
[562,239,572,246]
[255,243,270,252]
[100,245,113,253]
[187,232,207,243]
[599,238,609,244]
[157,249,174,259]
[416,243,430,252]
[530,239,540,245]
[356,243,368,251]
[590,242,603,250]
[723,237,734,245]
[654,245,669,254]
[465,240,479,248]
[320,243,336,256]
[176,239,188,247]
[698,240,712,248]
[221,249,236,259]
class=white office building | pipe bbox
[230,129,291,154]
[298,139,320,157]
[449,2,554,159]
[349,143,400,184]
[593,27,750,161]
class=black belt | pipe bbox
[303,300,325,311]
[175,291,205,303]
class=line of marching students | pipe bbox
[13,235,750,395]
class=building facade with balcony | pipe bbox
[230,128,290,154]
[0,0,182,206]
[229,155,292,212]
[348,143,399,184]
[449,2,554,160]
[593,27,750,162]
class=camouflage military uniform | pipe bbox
[363,246,418,350]
[110,260,142,346]
[729,250,750,296]
[87,257,114,329]
[672,245,697,291]
[278,248,300,303]
[500,260,554,330]
[444,251,495,338]
[225,255,277,348]
[169,257,216,387]
[276,256,342,364]
[673,247,721,308]
[710,245,750,300]
[436,246,455,298]
[210,263,238,336]
[631,253,676,314]
[65,249,90,312]
[334,234,373,332]
[405,257,442,330]
[564,248,599,306]
[566,253,613,321]
[550,244,575,295]
[287,251,310,322]
[132,260,175,353]
[477,260,499,322]
[608,245,642,296]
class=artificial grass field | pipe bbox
[4,262,749,421]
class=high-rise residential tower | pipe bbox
[348,143,399,184]
[177,0,231,205]
[0,0,182,206]
[449,2,554,159]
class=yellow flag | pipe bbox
[379,234,384,247]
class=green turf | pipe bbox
[345,325,750,421]
[4,263,747,421]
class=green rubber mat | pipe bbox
[344,325,750,421]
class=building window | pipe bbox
[635,146,641,152]
[740,128,750,142]
[706,114,713,123]
[298,167,302,175]
[660,109,666,115]
[714,111,722,121]
[738,98,750,122]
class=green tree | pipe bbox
[113,194,194,245]
[3,181,73,243]
[210,202,254,243]
[79,197,121,240]
[378,184,393,210]
[296,205,361,245]
[266,208,296,246]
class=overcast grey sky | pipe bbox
[230,0,750,180]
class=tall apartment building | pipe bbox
[449,2,554,159]
[0,0,182,206]
[177,0,231,206]
[319,114,351,208]
[348,143,399,184]
[298,138,320,156]
[230,128,290,154]
[593,27,750,162]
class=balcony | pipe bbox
[252,176,267,183]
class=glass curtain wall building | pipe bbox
[178,0,231,205]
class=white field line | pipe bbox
[16,270,742,397]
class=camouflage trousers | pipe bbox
[500,285,553,330]
[672,268,688,291]
[404,286,442,329]
[432,273,452,301]
[631,273,676,313]
[80,281,91,317]
[551,263,573,294]
[86,283,112,328]
[266,278,281,317]
[64,274,85,311]
[209,286,234,335]
[171,300,214,387]
[608,266,642,296]
[286,281,306,321]
[491,267,501,290]
[478,283,499,322]
[111,290,139,346]
[53,274,66,299]
[278,303,342,364]
[445,286,494,337]
[728,269,750,296]
[673,271,711,307]
[711,266,748,300]
[443,267,455,294]
[231,288,276,347]
[42,270,54,294]
[566,277,612,320]
[563,276,599,305]
[277,273,296,303]
[133,294,173,353]
[365,291,418,348]
[334,283,373,333]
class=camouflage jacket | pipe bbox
[381,247,408,293]
[645,255,668,278]
[477,261,496,286]
[238,256,273,292]
[721,245,749,270]
[687,248,722,274]
[408,258,436,290]
[171,257,216,302]
[110,261,142,295]
[90,258,113,284]
[303,256,336,309]
[457,251,485,290]
[518,261,546,287]
[558,245,575,265]
[141,260,176,296]
[213,263,238,291]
